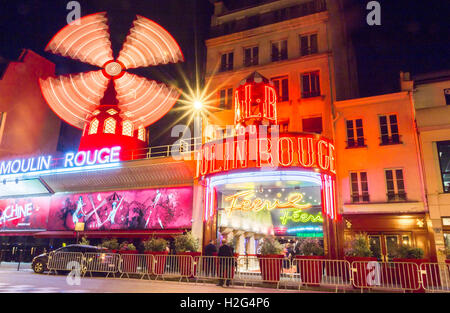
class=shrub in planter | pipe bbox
[118,241,138,273]
[174,232,200,277]
[392,246,427,292]
[143,238,169,275]
[295,238,324,285]
[79,236,90,246]
[257,237,284,283]
[442,248,450,265]
[344,233,376,288]
[101,238,119,253]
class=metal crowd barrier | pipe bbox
[291,259,352,291]
[83,252,120,278]
[236,256,291,288]
[420,262,450,292]
[45,252,450,293]
[195,256,237,284]
[47,251,84,275]
[118,254,153,279]
[351,261,422,291]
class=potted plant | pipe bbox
[344,233,377,289]
[257,237,284,283]
[100,238,119,253]
[392,245,427,292]
[174,232,201,277]
[442,248,450,265]
[117,241,138,273]
[143,237,169,275]
[118,241,137,254]
[295,238,324,285]
[79,236,90,246]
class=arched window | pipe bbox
[122,120,133,137]
[88,119,99,135]
[138,126,145,141]
[104,117,116,134]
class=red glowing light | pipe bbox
[40,12,184,157]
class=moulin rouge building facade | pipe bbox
[0,1,442,262]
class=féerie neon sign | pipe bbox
[223,191,312,217]
[279,210,323,225]
[0,146,121,176]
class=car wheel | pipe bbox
[33,261,45,274]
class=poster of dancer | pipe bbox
[47,187,193,231]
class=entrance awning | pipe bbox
[34,229,185,238]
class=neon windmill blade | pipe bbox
[39,12,184,160]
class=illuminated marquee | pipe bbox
[196,133,336,178]
[0,146,121,176]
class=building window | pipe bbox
[301,71,320,98]
[437,141,450,193]
[271,40,287,62]
[346,119,365,148]
[273,8,288,22]
[220,52,233,72]
[244,46,259,67]
[138,126,145,141]
[350,171,369,203]
[104,117,116,134]
[219,88,233,110]
[445,88,450,105]
[122,120,133,137]
[271,76,289,102]
[385,169,406,201]
[302,116,322,134]
[300,34,318,56]
[279,121,289,132]
[379,114,400,145]
[88,118,99,135]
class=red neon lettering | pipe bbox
[298,137,315,167]
[317,140,330,171]
[278,137,293,167]
[258,138,274,167]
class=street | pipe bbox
[0,263,314,293]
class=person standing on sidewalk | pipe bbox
[204,240,217,277]
[217,239,234,287]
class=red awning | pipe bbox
[34,229,185,239]
[0,232,40,237]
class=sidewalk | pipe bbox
[0,262,33,272]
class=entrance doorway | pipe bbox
[368,233,412,262]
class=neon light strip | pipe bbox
[0,162,121,181]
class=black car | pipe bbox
[32,244,107,274]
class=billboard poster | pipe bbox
[48,187,193,231]
[0,197,50,231]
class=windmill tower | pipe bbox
[39,13,184,160]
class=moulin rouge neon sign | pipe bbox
[0,146,121,176]
[223,190,312,217]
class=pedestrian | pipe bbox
[217,239,234,287]
[204,240,217,277]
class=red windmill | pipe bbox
[39,12,184,160]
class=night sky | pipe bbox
[0,0,448,148]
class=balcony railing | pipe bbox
[346,138,367,148]
[351,193,370,203]
[210,0,327,37]
[302,90,321,98]
[387,192,407,202]
[380,135,402,145]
